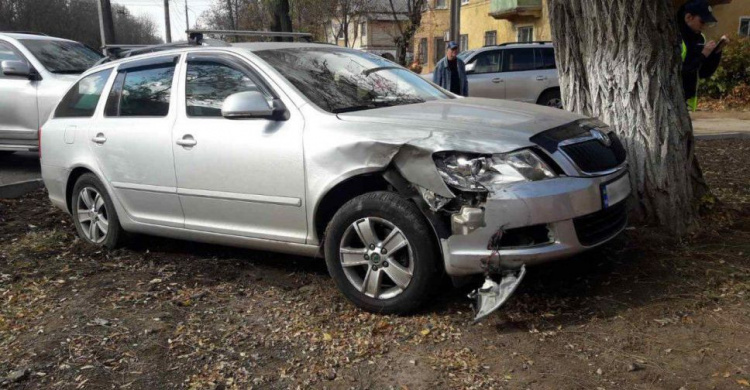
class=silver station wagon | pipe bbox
[41,39,630,319]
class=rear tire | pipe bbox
[71,173,125,249]
[324,192,440,314]
[538,89,563,109]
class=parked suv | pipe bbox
[0,32,102,154]
[41,43,630,316]
[426,42,561,108]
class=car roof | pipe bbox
[90,41,342,71]
[0,32,76,42]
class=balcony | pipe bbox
[489,0,543,20]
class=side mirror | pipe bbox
[465,62,476,74]
[2,60,32,78]
[221,91,286,120]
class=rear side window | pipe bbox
[186,59,261,117]
[471,50,502,74]
[54,69,112,118]
[502,49,535,72]
[105,60,176,117]
[535,48,556,70]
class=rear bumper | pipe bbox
[442,171,630,276]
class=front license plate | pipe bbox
[601,174,631,208]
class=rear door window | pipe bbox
[535,48,556,70]
[105,57,177,117]
[502,48,535,72]
[470,50,502,74]
[54,68,113,118]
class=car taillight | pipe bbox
[38,127,42,159]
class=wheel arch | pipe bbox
[313,171,391,242]
[536,86,561,105]
[65,165,100,213]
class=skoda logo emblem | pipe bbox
[371,254,381,264]
[590,129,612,147]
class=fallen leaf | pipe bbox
[737,379,749,387]
[323,333,332,341]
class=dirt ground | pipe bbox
[1,140,748,390]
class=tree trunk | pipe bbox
[548,0,708,236]
[269,0,293,41]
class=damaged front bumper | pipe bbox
[442,171,631,276]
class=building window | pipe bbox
[461,0,470,5]
[360,22,367,38]
[484,31,497,46]
[434,37,445,63]
[517,26,533,42]
[435,0,447,9]
[740,17,750,37]
[419,38,428,64]
[459,34,468,51]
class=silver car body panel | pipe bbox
[0,33,85,151]
[41,43,628,276]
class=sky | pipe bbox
[111,0,216,43]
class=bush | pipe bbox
[698,35,750,100]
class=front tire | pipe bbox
[538,88,563,109]
[71,173,125,249]
[324,192,440,314]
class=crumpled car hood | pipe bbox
[337,97,585,154]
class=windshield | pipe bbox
[458,50,475,61]
[254,48,451,113]
[19,39,102,74]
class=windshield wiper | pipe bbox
[362,66,404,77]
[331,105,378,114]
[51,69,88,74]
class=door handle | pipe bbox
[536,76,548,81]
[91,133,107,144]
[492,78,503,83]
[176,135,197,148]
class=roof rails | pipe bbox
[187,29,314,44]
[94,29,316,65]
[0,31,49,36]
[489,41,552,47]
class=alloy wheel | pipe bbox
[339,217,414,300]
[76,187,109,244]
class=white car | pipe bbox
[425,42,562,108]
[0,32,102,154]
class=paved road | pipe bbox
[0,152,40,186]
[690,111,750,138]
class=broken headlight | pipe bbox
[433,150,556,192]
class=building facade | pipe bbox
[413,0,748,74]
[323,0,409,61]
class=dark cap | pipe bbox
[685,0,718,24]
[446,41,459,50]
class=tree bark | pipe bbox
[548,0,708,236]
[269,0,293,41]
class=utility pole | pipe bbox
[97,0,116,54]
[164,0,172,43]
[449,0,460,45]
[185,0,190,37]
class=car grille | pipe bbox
[573,200,628,246]
[561,133,627,174]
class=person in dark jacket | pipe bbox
[433,41,468,97]
[678,0,728,111]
